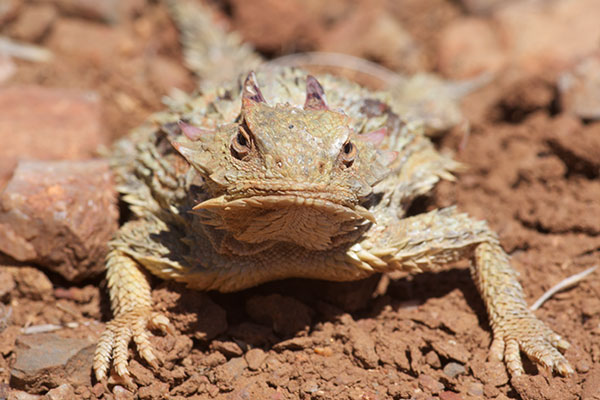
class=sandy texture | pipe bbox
[1,0,598,399]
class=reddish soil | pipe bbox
[1,1,599,399]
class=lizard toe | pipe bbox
[498,316,572,377]
[94,309,172,380]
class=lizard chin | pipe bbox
[191,194,375,250]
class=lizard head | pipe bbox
[171,72,390,250]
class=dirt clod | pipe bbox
[1,0,598,399]
[10,333,94,393]
[0,160,118,281]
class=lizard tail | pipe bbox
[166,0,263,91]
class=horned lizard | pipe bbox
[93,1,573,382]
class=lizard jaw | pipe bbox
[191,194,375,250]
[192,194,376,224]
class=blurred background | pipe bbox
[0,1,599,399]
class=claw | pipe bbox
[93,311,173,380]
[492,316,573,377]
[557,360,575,376]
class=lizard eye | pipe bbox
[231,123,252,159]
[341,141,357,167]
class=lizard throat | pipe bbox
[192,194,375,251]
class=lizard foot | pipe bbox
[489,315,573,377]
[93,309,174,381]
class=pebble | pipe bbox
[45,384,75,400]
[10,4,57,42]
[211,340,244,358]
[10,333,94,392]
[0,160,118,281]
[440,391,463,400]
[244,348,267,371]
[494,0,600,74]
[576,360,591,374]
[0,85,106,186]
[425,350,441,369]
[559,53,600,120]
[418,374,444,394]
[437,18,506,79]
[443,362,466,379]
[467,382,484,396]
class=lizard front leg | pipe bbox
[354,207,573,376]
[93,240,174,381]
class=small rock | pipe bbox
[437,18,506,79]
[245,294,313,336]
[440,391,463,400]
[321,7,424,72]
[10,333,94,393]
[302,380,319,394]
[7,391,41,400]
[244,348,267,371]
[212,357,247,392]
[0,160,118,281]
[228,0,323,53]
[0,0,19,25]
[11,267,53,301]
[48,19,135,65]
[45,384,75,400]
[0,268,15,299]
[10,4,57,42]
[138,381,170,400]
[418,374,444,395]
[170,373,208,396]
[202,352,227,368]
[49,0,146,24]
[559,53,600,120]
[467,382,484,396]
[128,359,154,387]
[91,383,104,398]
[547,116,600,176]
[471,360,509,388]
[348,324,379,369]
[148,56,192,94]
[0,86,106,186]
[443,362,466,379]
[424,336,470,364]
[576,360,590,374]
[112,385,134,400]
[272,336,313,351]
[210,340,243,358]
[495,0,600,74]
[425,350,441,369]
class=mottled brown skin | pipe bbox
[93,68,573,382]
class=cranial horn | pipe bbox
[304,75,328,110]
[242,71,266,104]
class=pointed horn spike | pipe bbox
[359,127,387,147]
[304,75,328,110]
[379,150,398,167]
[242,71,266,104]
[177,120,213,141]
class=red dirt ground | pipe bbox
[1,0,599,399]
